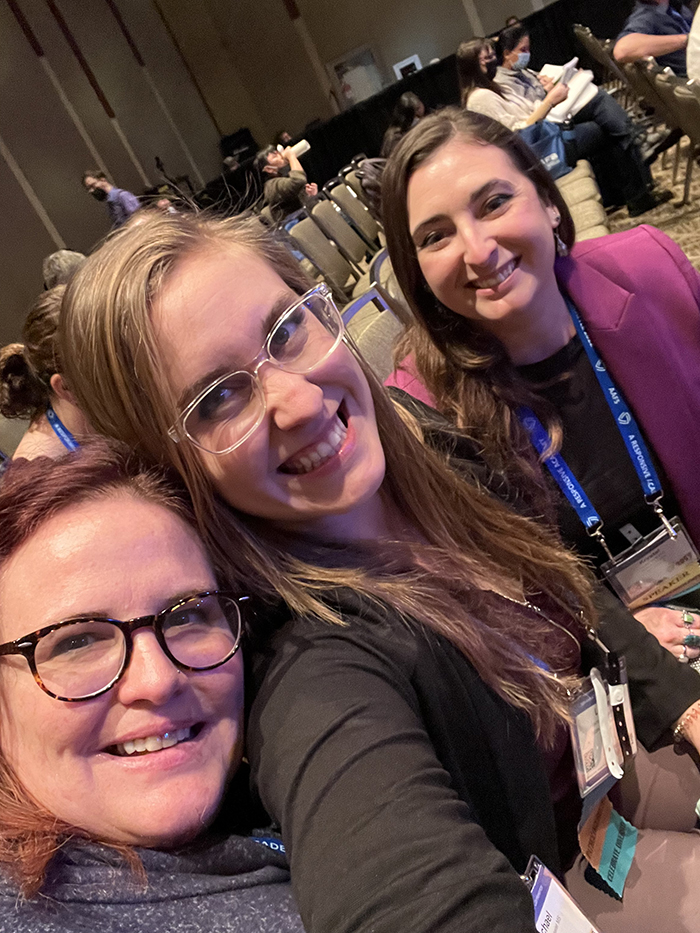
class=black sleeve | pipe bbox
[590,584,700,750]
[247,622,537,933]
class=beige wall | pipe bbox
[0,0,545,347]
[0,0,221,344]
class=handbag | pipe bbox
[517,121,573,180]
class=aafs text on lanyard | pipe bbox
[518,300,700,611]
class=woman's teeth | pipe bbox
[114,726,192,757]
[472,259,517,289]
[282,414,348,475]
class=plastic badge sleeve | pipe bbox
[523,856,601,933]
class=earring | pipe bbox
[552,216,569,257]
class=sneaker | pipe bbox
[627,188,674,218]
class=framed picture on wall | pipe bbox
[392,55,422,80]
[326,45,385,109]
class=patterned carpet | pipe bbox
[607,139,700,270]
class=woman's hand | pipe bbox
[538,74,555,93]
[544,83,569,108]
[634,606,700,661]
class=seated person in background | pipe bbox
[82,170,141,228]
[42,249,86,290]
[498,23,649,161]
[0,443,304,933]
[0,287,89,460]
[255,145,317,222]
[458,38,670,217]
[614,0,692,76]
[380,91,427,157]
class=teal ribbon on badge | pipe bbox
[598,808,637,898]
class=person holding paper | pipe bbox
[456,38,671,217]
[497,24,648,164]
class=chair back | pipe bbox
[312,199,368,268]
[347,305,404,382]
[289,218,355,300]
[672,84,700,145]
[329,183,380,245]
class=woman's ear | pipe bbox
[49,373,77,405]
[545,204,561,229]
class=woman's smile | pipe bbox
[153,249,387,538]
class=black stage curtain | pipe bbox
[211,0,638,196]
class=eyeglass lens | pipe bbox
[183,290,341,455]
[33,594,240,700]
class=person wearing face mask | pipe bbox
[456,38,671,218]
[497,25,664,173]
[82,170,141,228]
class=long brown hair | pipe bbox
[60,211,594,745]
[0,441,195,896]
[382,108,575,500]
[456,39,504,107]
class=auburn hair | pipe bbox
[0,440,194,896]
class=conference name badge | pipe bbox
[600,517,700,610]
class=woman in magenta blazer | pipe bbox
[382,107,700,660]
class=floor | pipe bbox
[608,139,700,271]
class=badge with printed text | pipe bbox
[523,856,601,932]
[601,517,700,610]
[570,669,624,798]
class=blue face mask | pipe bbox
[513,51,531,71]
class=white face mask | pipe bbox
[513,51,531,71]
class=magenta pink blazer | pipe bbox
[386,226,700,546]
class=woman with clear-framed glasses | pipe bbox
[0,440,304,933]
[59,211,700,933]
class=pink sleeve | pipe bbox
[385,355,437,408]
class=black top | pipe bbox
[247,582,700,933]
[517,334,682,564]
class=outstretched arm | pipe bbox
[613,32,688,63]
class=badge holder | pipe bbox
[522,856,602,933]
[600,513,700,611]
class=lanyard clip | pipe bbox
[647,496,677,538]
[587,521,615,562]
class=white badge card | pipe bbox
[570,671,624,798]
[601,518,700,610]
[523,856,602,933]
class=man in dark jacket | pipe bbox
[255,146,317,222]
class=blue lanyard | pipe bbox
[46,405,80,451]
[518,299,671,555]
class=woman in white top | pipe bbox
[456,38,667,217]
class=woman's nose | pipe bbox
[456,221,499,270]
[260,365,325,432]
[116,630,184,706]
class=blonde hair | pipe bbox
[60,210,595,740]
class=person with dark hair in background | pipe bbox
[0,287,89,460]
[254,146,317,222]
[82,170,141,228]
[380,92,427,157]
[457,38,671,217]
[614,0,692,75]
